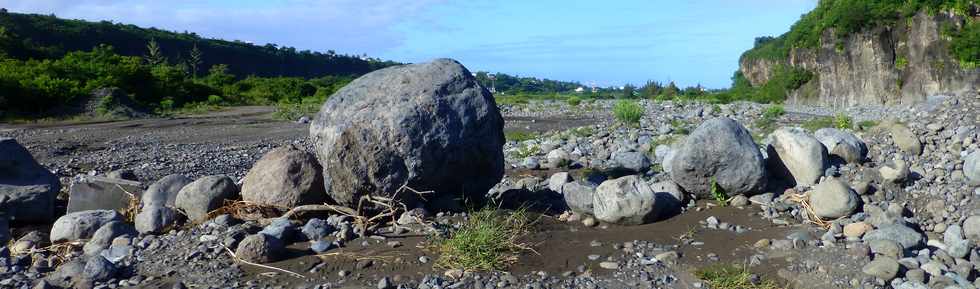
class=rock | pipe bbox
[546,149,570,168]
[174,175,239,222]
[0,138,60,222]
[965,150,979,186]
[46,259,84,287]
[864,223,925,250]
[888,123,921,155]
[134,205,177,234]
[66,175,142,213]
[808,178,859,219]
[50,210,123,243]
[310,240,333,253]
[593,176,657,225]
[83,255,117,282]
[397,208,431,225]
[309,59,504,211]
[943,225,972,259]
[378,277,393,289]
[962,215,980,243]
[241,145,326,208]
[611,151,651,172]
[868,239,903,259]
[879,159,910,183]
[563,182,595,215]
[301,218,333,241]
[814,128,867,164]
[598,261,620,269]
[235,234,285,264]
[844,222,873,238]
[548,172,571,193]
[105,169,137,181]
[140,174,192,208]
[766,127,829,186]
[82,221,136,256]
[669,118,767,198]
[862,257,900,281]
[260,218,297,242]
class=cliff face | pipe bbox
[740,12,979,107]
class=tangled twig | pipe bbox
[786,192,836,229]
[221,245,305,279]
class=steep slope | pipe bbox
[738,1,979,106]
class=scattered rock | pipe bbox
[669,118,767,198]
[962,215,980,242]
[844,222,873,238]
[766,127,829,186]
[611,151,651,172]
[0,137,60,222]
[808,178,859,219]
[888,123,921,155]
[241,145,326,208]
[814,128,867,164]
[879,159,910,183]
[301,218,332,241]
[965,150,979,186]
[309,59,504,211]
[50,210,123,243]
[863,223,925,250]
[563,182,596,215]
[862,257,900,281]
[141,174,192,208]
[83,221,136,256]
[83,255,118,282]
[548,172,572,193]
[135,205,177,234]
[235,234,285,264]
[175,175,239,222]
[593,175,658,225]
[66,175,142,213]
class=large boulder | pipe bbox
[863,223,925,250]
[593,176,658,225]
[134,205,177,234]
[309,59,504,211]
[814,128,867,164]
[563,182,596,215]
[809,178,859,219]
[766,127,828,187]
[965,150,979,186]
[611,151,651,173]
[0,138,60,222]
[235,233,285,264]
[50,210,123,243]
[175,175,239,222]
[141,174,192,208]
[241,145,326,208]
[669,118,767,198]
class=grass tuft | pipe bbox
[694,264,782,289]
[613,100,644,126]
[435,208,535,271]
[505,131,539,142]
[710,177,727,206]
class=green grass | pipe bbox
[762,105,785,119]
[434,208,534,271]
[510,143,540,159]
[694,264,782,289]
[670,119,691,135]
[710,177,728,206]
[569,126,594,138]
[613,100,644,126]
[801,113,852,132]
[504,130,539,142]
[566,96,581,106]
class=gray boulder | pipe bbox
[241,145,325,208]
[879,159,910,183]
[50,210,123,243]
[563,182,595,215]
[83,255,117,282]
[965,150,979,186]
[309,59,504,211]
[669,118,767,198]
[548,172,571,193]
[611,151,651,173]
[814,128,867,164]
[175,175,239,222]
[235,233,285,264]
[134,205,177,234]
[82,221,136,256]
[888,123,921,156]
[809,178,859,219]
[963,215,980,242]
[863,223,925,250]
[862,257,900,281]
[593,176,657,225]
[766,127,828,186]
[0,138,60,222]
[141,174,192,208]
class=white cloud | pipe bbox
[0,0,444,56]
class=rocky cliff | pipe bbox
[740,11,978,107]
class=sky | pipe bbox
[2,0,816,88]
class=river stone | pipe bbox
[563,182,595,215]
[611,151,651,173]
[235,233,285,264]
[0,137,60,222]
[141,174,192,208]
[965,150,979,186]
[766,127,828,186]
[963,215,980,243]
[50,210,123,243]
[669,118,767,198]
[879,159,910,183]
[593,175,657,225]
[241,145,326,208]
[548,172,572,193]
[82,221,136,256]
[888,123,921,156]
[175,175,239,222]
[864,223,925,250]
[809,178,858,219]
[862,257,900,281]
[134,205,177,234]
[844,222,873,238]
[814,128,867,164]
[546,148,570,168]
[309,59,504,211]
[83,255,117,282]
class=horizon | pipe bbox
[4,0,817,89]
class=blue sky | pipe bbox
[3,0,816,88]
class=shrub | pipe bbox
[504,130,538,142]
[613,100,643,126]
[834,112,853,129]
[566,96,581,106]
[762,105,786,119]
[435,208,533,271]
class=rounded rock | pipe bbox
[175,175,239,222]
[669,118,767,198]
[235,234,285,264]
[241,145,326,208]
[809,178,859,219]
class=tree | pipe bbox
[641,80,662,98]
[188,44,203,78]
[622,84,636,99]
[144,39,166,66]
[664,81,680,97]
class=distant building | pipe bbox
[574,87,585,93]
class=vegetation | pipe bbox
[694,264,781,289]
[613,100,644,126]
[566,96,581,106]
[710,177,728,206]
[802,113,853,131]
[754,104,786,137]
[504,130,539,143]
[435,208,534,271]
[474,72,583,95]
